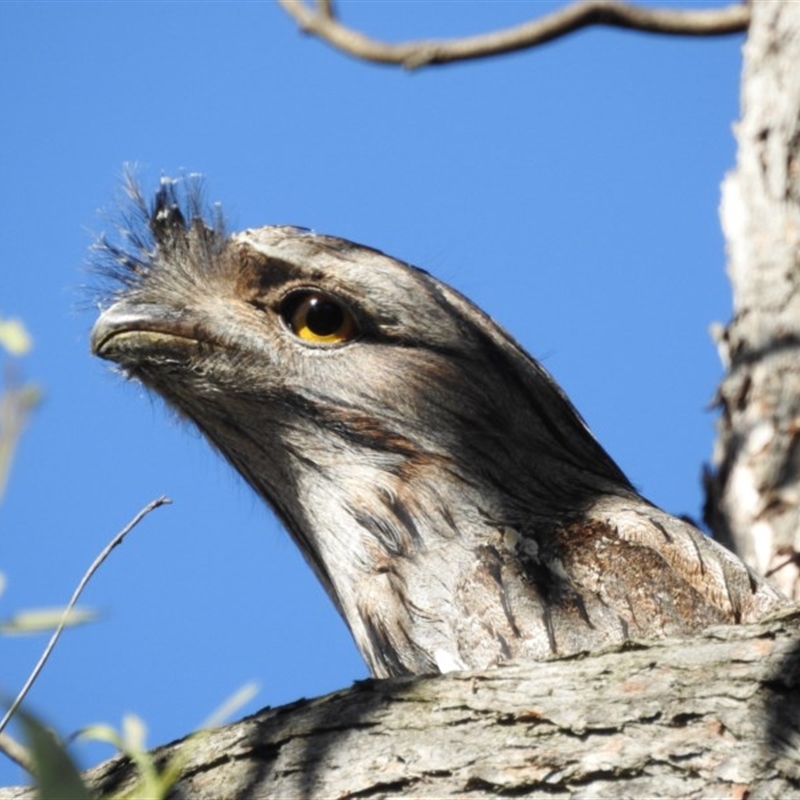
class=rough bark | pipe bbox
[2,609,800,799]
[706,0,800,600]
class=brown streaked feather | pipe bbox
[90,177,787,678]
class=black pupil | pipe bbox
[306,297,344,336]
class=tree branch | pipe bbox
[0,734,33,777]
[277,0,750,69]
[2,609,798,799]
[0,497,171,742]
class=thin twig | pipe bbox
[278,0,750,69]
[0,730,35,774]
[315,0,334,22]
[0,497,171,743]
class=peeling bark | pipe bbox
[706,0,800,599]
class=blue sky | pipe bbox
[1,0,743,784]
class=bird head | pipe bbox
[91,177,780,676]
[92,177,631,508]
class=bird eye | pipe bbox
[281,292,357,344]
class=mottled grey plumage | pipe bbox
[91,178,784,678]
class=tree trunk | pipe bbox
[706,0,800,600]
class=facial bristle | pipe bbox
[87,171,226,309]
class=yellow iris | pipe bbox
[288,293,357,344]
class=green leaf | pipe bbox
[17,707,92,800]
[200,681,259,729]
[0,607,98,635]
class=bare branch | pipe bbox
[277,0,750,69]
[0,731,34,775]
[315,0,334,21]
[4,610,795,799]
[0,497,171,742]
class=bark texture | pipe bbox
[707,0,800,600]
[2,610,800,799]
